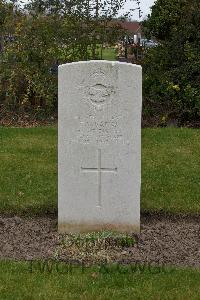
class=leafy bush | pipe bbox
[0,0,124,117]
[142,0,200,126]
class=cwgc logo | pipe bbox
[89,83,109,105]
[83,71,115,109]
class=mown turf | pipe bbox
[0,260,199,300]
[0,127,57,215]
[102,47,116,60]
[0,127,199,215]
[142,128,200,214]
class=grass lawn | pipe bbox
[142,128,200,214]
[0,127,57,215]
[0,260,199,299]
[102,47,116,60]
[0,127,199,215]
[0,128,199,299]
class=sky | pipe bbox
[120,0,156,21]
[21,0,156,21]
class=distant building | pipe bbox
[119,21,142,37]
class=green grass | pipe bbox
[0,260,199,299]
[142,128,200,214]
[0,127,57,215]
[0,127,199,215]
[102,47,116,60]
[0,128,199,297]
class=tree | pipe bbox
[25,0,127,59]
[0,0,130,115]
[0,0,21,52]
[142,0,200,126]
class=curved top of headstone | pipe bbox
[58,60,142,70]
[58,60,142,111]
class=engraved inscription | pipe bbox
[73,68,124,144]
[81,149,117,207]
[77,116,123,144]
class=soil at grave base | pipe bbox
[0,214,199,268]
[1,110,200,128]
[0,109,57,128]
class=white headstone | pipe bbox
[58,60,142,233]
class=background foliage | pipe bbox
[0,0,199,126]
[0,0,125,117]
[142,0,200,126]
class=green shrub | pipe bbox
[0,0,124,117]
[142,0,200,126]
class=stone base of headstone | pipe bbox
[58,223,140,234]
